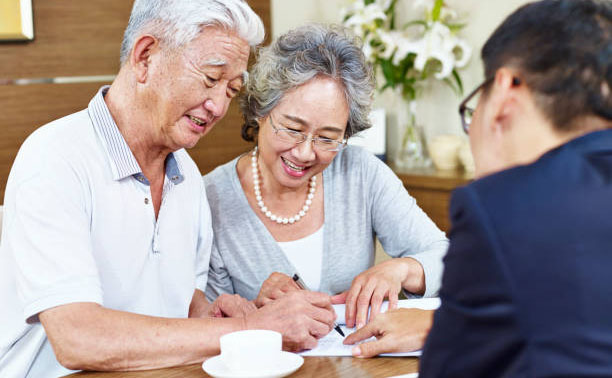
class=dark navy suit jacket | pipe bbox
[420,130,612,377]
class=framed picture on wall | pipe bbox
[0,0,34,41]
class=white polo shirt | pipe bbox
[0,87,213,377]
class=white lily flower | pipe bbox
[377,30,399,60]
[342,0,471,97]
[453,39,472,68]
[413,0,435,11]
[362,33,376,61]
[376,0,393,11]
[343,0,365,13]
[440,8,458,21]
[393,35,422,66]
[348,24,366,40]
[340,0,363,20]
[343,3,387,28]
[429,22,459,79]
[399,22,454,79]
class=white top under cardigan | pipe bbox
[278,226,325,291]
[204,146,449,301]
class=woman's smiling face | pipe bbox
[257,76,350,190]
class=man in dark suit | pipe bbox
[345,0,612,375]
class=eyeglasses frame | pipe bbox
[459,76,521,134]
[268,114,348,152]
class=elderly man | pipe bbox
[0,0,335,376]
[345,0,612,375]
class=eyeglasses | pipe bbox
[269,115,347,152]
[459,77,493,134]
[459,76,521,134]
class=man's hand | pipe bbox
[343,308,434,358]
[189,290,256,319]
[254,272,301,308]
[246,291,336,352]
[209,294,257,318]
[331,258,425,329]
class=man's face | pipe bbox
[467,83,508,178]
[468,91,492,177]
[145,27,250,151]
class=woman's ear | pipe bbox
[129,35,158,83]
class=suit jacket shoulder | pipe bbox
[421,130,612,377]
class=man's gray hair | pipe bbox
[240,23,375,141]
[119,0,265,65]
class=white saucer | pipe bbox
[202,351,304,378]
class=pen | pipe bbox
[292,273,345,337]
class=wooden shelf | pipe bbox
[389,165,473,232]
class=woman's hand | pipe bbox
[254,272,301,308]
[343,308,434,358]
[331,258,425,328]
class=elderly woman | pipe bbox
[204,24,448,328]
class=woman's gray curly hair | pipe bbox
[240,23,375,142]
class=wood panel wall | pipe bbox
[0,0,271,203]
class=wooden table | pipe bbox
[68,357,419,377]
[390,165,473,232]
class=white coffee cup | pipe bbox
[219,330,282,373]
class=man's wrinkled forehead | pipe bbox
[203,58,249,83]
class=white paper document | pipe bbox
[301,298,440,357]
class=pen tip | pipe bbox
[336,326,345,337]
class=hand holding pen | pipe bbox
[292,273,345,337]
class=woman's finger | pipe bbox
[355,280,377,328]
[330,291,348,304]
[344,283,362,328]
[368,286,387,322]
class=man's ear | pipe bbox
[487,67,521,135]
[129,35,158,83]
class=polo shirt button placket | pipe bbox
[152,220,161,254]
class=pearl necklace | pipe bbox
[251,147,316,225]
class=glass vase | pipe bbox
[393,100,431,169]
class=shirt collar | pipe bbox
[87,86,185,185]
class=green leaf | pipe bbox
[447,22,467,32]
[402,83,417,101]
[379,58,397,89]
[379,82,394,94]
[431,0,444,22]
[452,69,464,95]
[388,0,399,11]
[443,77,459,95]
[364,0,376,5]
[388,0,399,29]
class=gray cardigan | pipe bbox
[204,146,448,300]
